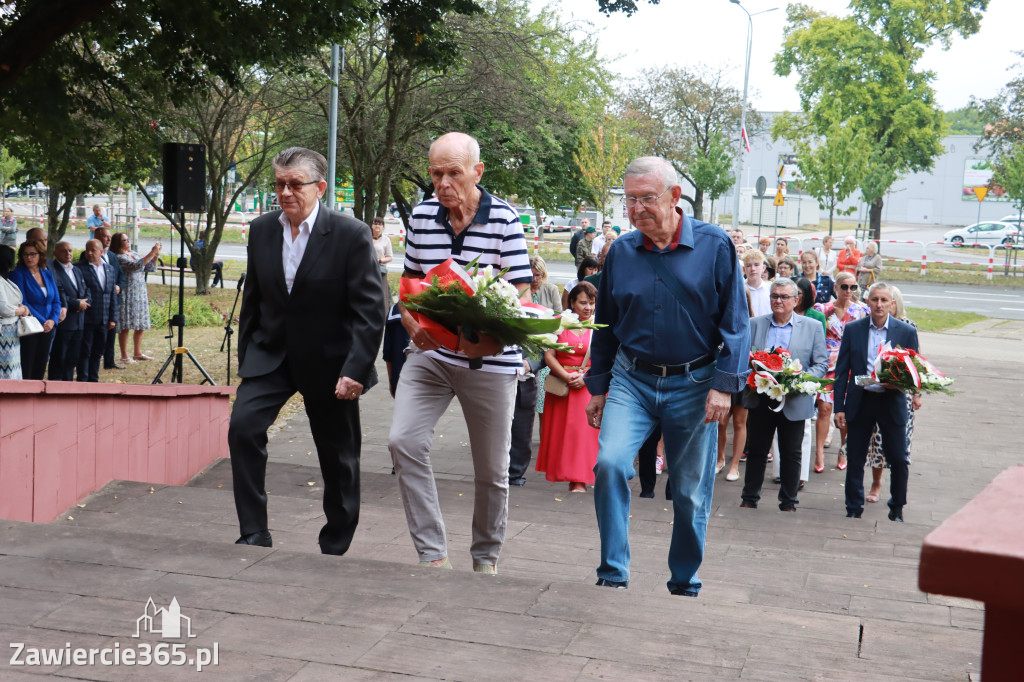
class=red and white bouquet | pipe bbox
[855,343,955,394]
[746,347,833,411]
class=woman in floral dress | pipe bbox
[813,270,869,472]
[111,232,161,363]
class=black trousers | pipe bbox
[48,327,83,381]
[637,423,663,495]
[103,320,117,367]
[741,404,805,510]
[19,328,54,380]
[227,361,362,555]
[844,392,909,515]
[508,375,539,482]
[78,324,107,382]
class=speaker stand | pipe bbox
[153,212,216,385]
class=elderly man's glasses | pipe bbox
[624,188,671,208]
[274,180,319,193]
[770,294,795,301]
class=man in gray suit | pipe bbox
[741,278,828,511]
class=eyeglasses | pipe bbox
[23,252,40,258]
[770,294,795,301]
[624,188,671,208]
[274,180,319,193]
[838,284,858,291]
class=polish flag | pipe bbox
[741,127,751,153]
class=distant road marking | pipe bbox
[905,293,1024,304]
[1000,307,1024,312]
[942,290,1021,298]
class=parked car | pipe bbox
[3,186,27,198]
[943,221,1020,246]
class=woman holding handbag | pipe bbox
[0,246,31,379]
[535,281,599,493]
[9,240,60,380]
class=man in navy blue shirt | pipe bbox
[584,156,750,596]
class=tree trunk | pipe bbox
[828,206,834,236]
[868,197,883,245]
[692,188,705,221]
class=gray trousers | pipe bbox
[388,351,517,565]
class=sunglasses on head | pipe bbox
[839,284,858,291]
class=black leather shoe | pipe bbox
[772,477,782,484]
[595,578,628,589]
[780,506,796,512]
[669,587,699,597]
[509,477,526,487]
[846,510,862,518]
[740,502,757,509]
[888,508,904,523]
[235,530,272,547]
[106,363,126,370]
[639,490,655,498]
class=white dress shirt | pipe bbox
[90,261,106,290]
[865,314,889,393]
[279,201,320,294]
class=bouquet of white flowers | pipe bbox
[400,258,602,359]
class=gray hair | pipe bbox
[889,285,906,318]
[864,241,878,254]
[429,132,481,164]
[623,156,679,190]
[865,281,891,299]
[273,147,327,183]
[770,277,798,297]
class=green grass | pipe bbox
[905,307,987,333]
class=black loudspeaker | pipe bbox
[162,143,207,212]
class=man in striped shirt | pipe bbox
[388,132,532,575]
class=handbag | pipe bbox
[543,331,592,397]
[16,315,44,337]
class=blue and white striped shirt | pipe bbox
[404,186,532,373]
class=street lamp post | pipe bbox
[729,1,777,231]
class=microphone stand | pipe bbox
[220,271,245,385]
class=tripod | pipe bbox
[153,211,216,385]
[220,271,245,385]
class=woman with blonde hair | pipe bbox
[528,255,562,312]
[813,270,869,472]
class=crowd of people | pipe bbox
[0,222,158,382]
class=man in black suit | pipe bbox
[834,281,921,522]
[77,239,118,382]
[228,147,385,554]
[91,227,125,370]
[49,241,90,381]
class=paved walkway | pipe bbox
[1,328,1020,679]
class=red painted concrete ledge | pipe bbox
[919,465,1024,681]
[0,379,235,523]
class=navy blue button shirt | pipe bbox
[802,270,835,304]
[584,210,751,395]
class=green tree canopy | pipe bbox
[775,0,988,240]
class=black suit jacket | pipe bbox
[833,315,919,425]
[78,261,118,327]
[237,205,385,396]
[52,263,89,331]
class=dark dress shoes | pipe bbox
[235,530,272,547]
[846,510,862,518]
[740,502,757,509]
[595,578,628,589]
[106,363,126,370]
[888,507,904,523]
[669,587,699,597]
[639,490,655,498]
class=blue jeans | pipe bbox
[594,348,718,594]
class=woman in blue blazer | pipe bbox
[10,240,61,379]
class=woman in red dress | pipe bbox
[536,281,599,493]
